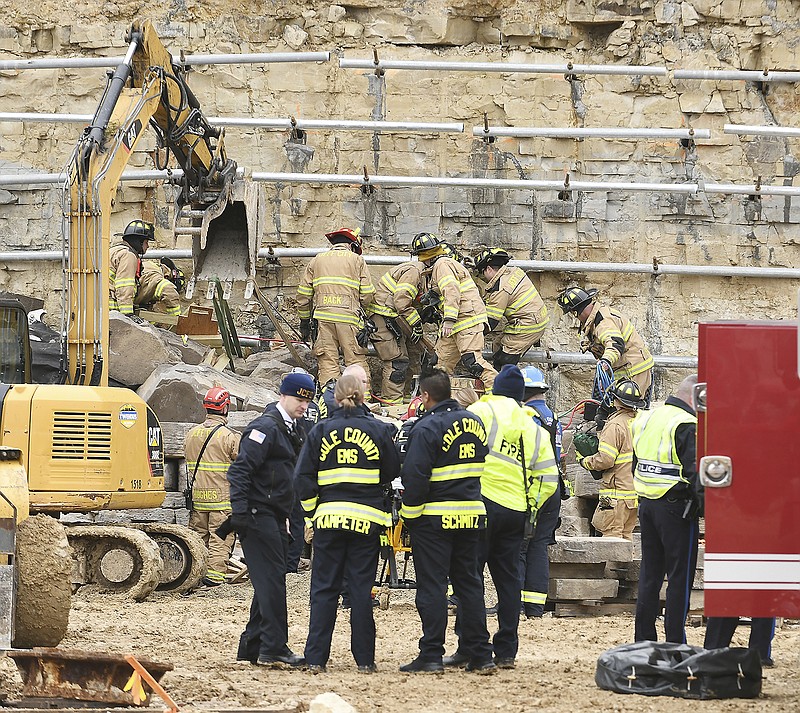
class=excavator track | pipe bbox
[136,523,208,593]
[67,526,163,602]
[14,515,72,648]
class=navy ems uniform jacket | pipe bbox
[295,407,400,534]
[399,398,489,528]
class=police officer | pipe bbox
[579,379,642,541]
[367,260,426,404]
[110,220,153,316]
[631,374,701,644]
[134,257,185,318]
[518,366,564,619]
[705,617,776,667]
[398,369,495,673]
[473,248,549,370]
[184,387,241,586]
[296,228,375,392]
[447,365,558,670]
[287,367,320,575]
[227,372,316,667]
[557,287,654,403]
[295,373,400,673]
[411,233,497,388]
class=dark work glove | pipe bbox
[129,314,146,325]
[299,319,311,341]
[410,323,424,344]
[230,513,251,539]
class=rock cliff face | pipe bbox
[1,1,799,402]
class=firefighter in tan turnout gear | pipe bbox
[578,379,642,541]
[184,387,241,586]
[134,257,186,318]
[474,248,549,371]
[367,260,426,404]
[412,232,497,388]
[296,228,376,393]
[110,220,153,316]
[557,286,654,401]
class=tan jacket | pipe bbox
[430,257,487,334]
[135,266,181,316]
[185,414,241,511]
[581,303,654,378]
[368,261,426,326]
[483,265,548,336]
[296,244,375,326]
[582,407,637,505]
[109,243,141,315]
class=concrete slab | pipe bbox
[550,536,633,563]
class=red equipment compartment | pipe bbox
[698,320,800,617]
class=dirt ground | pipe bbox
[2,571,798,712]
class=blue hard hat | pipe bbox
[522,366,548,391]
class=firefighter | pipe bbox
[110,220,153,316]
[134,257,185,318]
[411,232,497,388]
[295,373,400,673]
[296,228,375,393]
[518,366,564,619]
[227,372,315,667]
[367,260,426,404]
[184,387,241,586]
[398,369,495,673]
[557,286,654,403]
[445,365,558,670]
[473,248,549,371]
[631,374,701,645]
[579,379,641,542]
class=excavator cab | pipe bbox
[0,299,31,385]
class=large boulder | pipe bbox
[109,313,213,387]
[137,363,280,423]
[109,313,182,387]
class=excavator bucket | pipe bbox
[182,177,264,299]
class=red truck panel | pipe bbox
[698,321,800,618]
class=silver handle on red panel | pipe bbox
[699,455,732,487]
[692,382,707,413]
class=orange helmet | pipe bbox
[203,387,231,414]
[325,227,363,255]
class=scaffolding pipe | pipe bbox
[525,349,697,369]
[4,248,800,280]
[5,168,800,197]
[475,126,712,140]
[0,51,330,71]
[340,58,667,77]
[724,124,800,138]
[674,69,800,83]
[0,112,464,133]
[0,169,699,193]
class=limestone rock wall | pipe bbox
[1,1,799,404]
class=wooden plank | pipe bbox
[138,310,179,326]
[554,602,636,618]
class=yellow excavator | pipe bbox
[1,20,256,648]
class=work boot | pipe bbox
[494,657,516,669]
[357,664,378,674]
[257,651,306,669]
[307,664,326,674]
[399,657,444,673]
[465,659,497,674]
[442,651,470,668]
